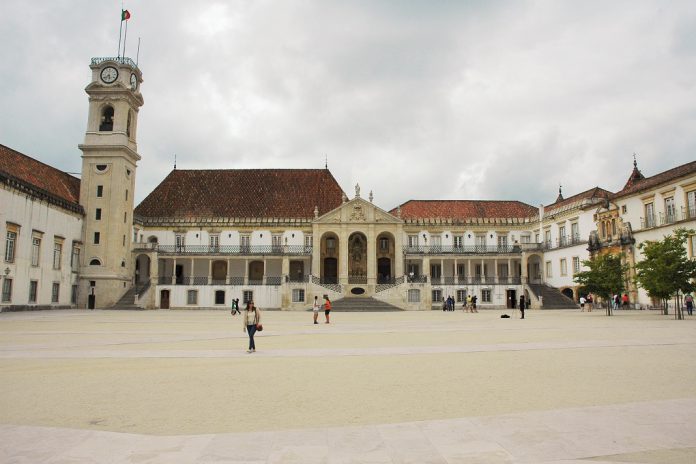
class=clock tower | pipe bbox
[78,57,144,309]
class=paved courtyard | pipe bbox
[0,308,695,463]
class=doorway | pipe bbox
[160,290,170,309]
[88,294,96,310]
[324,257,337,284]
[506,289,517,309]
[175,265,183,285]
[377,257,391,283]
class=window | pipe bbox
[691,235,696,258]
[94,232,100,244]
[380,237,389,251]
[688,191,696,219]
[243,290,254,304]
[432,289,442,303]
[430,235,441,249]
[645,202,655,227]
[240,235,250,252]
[456,263,466,277]
[521,234,531,244]
[71,285,78,304]
[408,289,420,302]
[31,237,41,266]
[544,230,551,247]
[5,230,17,262]
[481,289,491,303]
[456,289,466,302]
[664,197,676,223]
[96,185,103,197]
[611,218,616,236]
[292,289,305,303]
[89,258,101,266]
[125,189,129,201]
[95,208,102,220]
[497,235,508,247]
[453,235,463,248]
[99,106,114,131]
[545,261,552,278]
[475,235,487,247]
[210,234,219,251]
[214,290,225,305]
[430,264,441,279]
[408,235,419,248]
[559,225,566,245]
[53,242,62,269]
[126,111,132,137]
[572,257,580,274]
[124,212,127,223]
[51,283,60,303]
[2,278,13,302]
[96,164,108,172]
[187,290,198,305]
[571,222,579,242]
[304,234,313,251]
[535,233,540,243]
[621,205,627,214]
[272,234,282,252]
[560,258,567,276]
[600,222,606,238]
[29,281,38,303]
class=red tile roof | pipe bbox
[391,200,538,221]
[613,160,696,199]
[134,169,345,220]
[545,187,612,213]
[0,143,82,214]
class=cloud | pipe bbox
[1,0,695,211]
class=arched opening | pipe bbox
[376,232,395,283]
[248,261,264,284]
[320,232,339,284]
[561,287,574,300]
[89,258,102,266]
[135,254,151,284]
[212,260,227,283]
[526,254,543,284]
[348,232,367,284]
[126,110,132,137]
[99,105,114,131]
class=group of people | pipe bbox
[612,293,630,310]
[312,295,332,324]
[441,295,479,312]
[579,294,594,312]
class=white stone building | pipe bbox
[2,54,695,311]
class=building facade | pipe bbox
[1,55,695,311]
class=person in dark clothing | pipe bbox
[519,295,525,319]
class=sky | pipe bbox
[1,0,695,210]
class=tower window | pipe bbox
[96,185,103,197]
[89,259,101,266]
[126,111,132,137]
[96,164,108,172]
[125,190,128,201]
[95,208,102,220]
[94,232,100,244]
[99,106,114,131]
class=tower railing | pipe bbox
[91,57,138,69]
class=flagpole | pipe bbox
[136,37,141,66]
[117,15,123,59]
[123,16,128,59]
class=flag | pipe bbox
[121,10,131,21]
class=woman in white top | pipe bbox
[312,296,321,324]
[242,301,262,353]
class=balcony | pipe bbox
[155,245,312,256]
[542,235,586,250]
[157,275,283,286]
[429,276,522,286]
[91,56,138,69]
[639,207,696,230]
[403,245,519,255]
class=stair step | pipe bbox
[329,297,402,312]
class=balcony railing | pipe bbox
[640,206,696,230]
[542,234,586,250]
[403,245,519,255]
[156,245,312,256]
[430,276,522,286]
[157,275,283,286]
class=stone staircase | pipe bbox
[112,286,143,310]
[527,284,578,309]
[329,297,402,312]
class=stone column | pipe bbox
[244,258,249,286]
[171,258,177,285]
[339,227,349,285]
[367,225,376,287]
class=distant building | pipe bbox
[1,55,695,311]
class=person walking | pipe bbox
[519,295,525,319]
[231,298,240,315]
[579,295,586,311]
[686,293,693,316]
[471,295,478,313]
[312,295,321,324]
[242,300,262,353]
[324,295,332,323]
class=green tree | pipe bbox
[634,228,696,319]
[573,253,628,316]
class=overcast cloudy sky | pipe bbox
[1,0,695,209]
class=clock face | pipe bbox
[130,73,138,90]
[100,66,118,84]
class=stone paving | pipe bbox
[0,309,695,463]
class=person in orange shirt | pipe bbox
[324,296,332,324]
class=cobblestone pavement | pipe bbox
[1,309,695,463]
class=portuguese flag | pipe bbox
[121,9,131,21]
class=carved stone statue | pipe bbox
[355,183,360,198]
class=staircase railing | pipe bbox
[376,275,405,293]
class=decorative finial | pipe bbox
[559,184,562,196]
[342,192,347,203]
[174,154,177,170]
[355,183,361,198]
[314,206,319,219]
[325,154,328,170]
[369,190,373,203]
[633,152,638,168]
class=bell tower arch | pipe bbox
[77,57,144,308]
